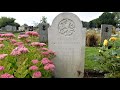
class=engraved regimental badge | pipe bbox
[58,18,75,36]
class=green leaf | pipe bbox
[20,70,28,78]
[4,63,11,72]
[114,41,120,47]
[14,72,21,78]
[112,50,117,56]
[8,68,15,75]
[22,58,28,65]
[116,50,120,55]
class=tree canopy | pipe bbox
[40,16,47,23]
[89,12,118,28]
[0,17,20,29]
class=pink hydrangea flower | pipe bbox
[18,34,29,39]
[29,66,38,71]
[0,34,3,37]
[39,43,46,47]
[41,48,48,51]
[1,73,14,78]
[41,50,56,56]
[4,33,15,38]
[0,54,8,60]
[0,34,6,37]
[10,39,17,44]
[31,42,40,47]
[19,47,29,53]
[47,50,56,54]
[0,44,4,48]
[0,38,5,41]
[13,42,24,46]
[44,63,55,71]
[25,31,39,37]
[26,39,31,43]
[41,58,52,65]
[18,44,24,48]
[11,46,29,56]
[32,71,42,78]
[31,42,46,47]
[0,66,4,71]
[11,49,21,56]
[1,34,5,37]
[41,51,49,56]
[32,60,39,64]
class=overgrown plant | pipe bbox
[0,31,56,78]
[96,37,120,78]
[86,30,100,47]
[112,27,116,34]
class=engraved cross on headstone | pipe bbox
[105,27,109,32]
[42,25,46,30]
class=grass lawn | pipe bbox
[14,32,20,37]
[85,47,101,70]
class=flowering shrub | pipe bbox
[0,31,56,78]
[96,37,120,78]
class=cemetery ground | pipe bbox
[9,33,109,78]
[1,31,120,78]
[85,47,106,78]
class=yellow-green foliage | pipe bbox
[86,30,100,47]
[112,26,116,34]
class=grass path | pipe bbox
[85,47,100,70]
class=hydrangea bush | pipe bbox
[0,31,56,78]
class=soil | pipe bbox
[84,69,108,78]
[52,69,109,78]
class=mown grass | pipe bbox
[85,47,101,70]
[14,33,19,37]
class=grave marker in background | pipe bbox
[38,23,49,43]
[101,24,113,43]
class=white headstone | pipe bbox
[48,12,86,78]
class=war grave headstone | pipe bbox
[48,12,86,78]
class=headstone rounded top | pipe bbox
[50,12,83,37]
[51,12,82,26]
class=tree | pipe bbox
[0,17,20,29]
[23,23,28,27]
[99,12,116,26]
[40,16,47,23]
[89,21,96,28]
[112,12,120,27]
[89,12,117,28]
[82,21,89,28]
[14,22,20,30]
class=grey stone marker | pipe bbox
[20,32,25,35]
[38,23,49,43]
[101,24,113,43]
[48,12,86,78]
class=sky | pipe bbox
[0,12,103,26]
